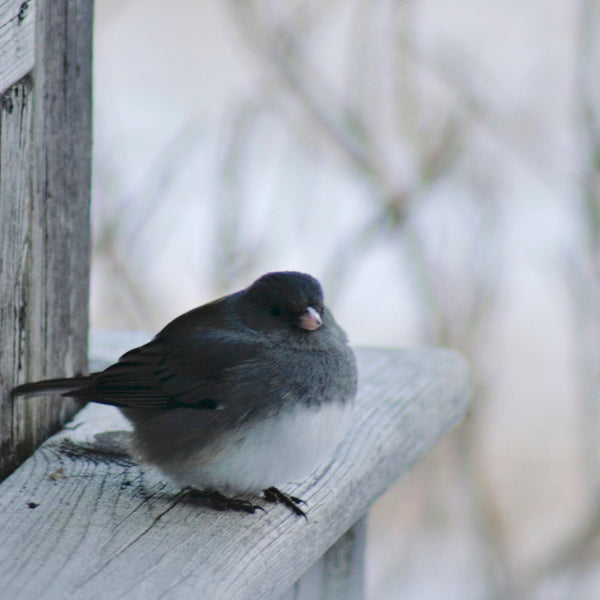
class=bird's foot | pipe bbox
[263,486,307,519]
[184,488,264,514]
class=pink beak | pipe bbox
[298,306,323,331]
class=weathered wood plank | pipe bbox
[0,0,35,95]
[278,516,367,600]
[0,77,33,470]
[0,1,93,479]
[0,339,469,600]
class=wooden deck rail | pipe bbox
[0,332,469,600]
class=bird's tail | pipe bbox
[11,376,93,399]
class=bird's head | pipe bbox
[241,271,325,333]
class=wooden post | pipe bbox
[0,1,93,480]
[279,516,367,600]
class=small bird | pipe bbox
[12,271,357,517]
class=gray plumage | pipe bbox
[12,272,357,509]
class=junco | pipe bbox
[12,271,357,517]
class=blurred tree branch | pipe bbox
[532,0,600,589]
[93,120,204,327]
[225,1,514,597]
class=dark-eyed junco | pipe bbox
[12,271,357,517]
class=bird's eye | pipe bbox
[270,306,282,317]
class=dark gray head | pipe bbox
[241,271,325,333]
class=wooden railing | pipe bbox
[0,332,469,599]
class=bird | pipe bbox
[12,271,358,518]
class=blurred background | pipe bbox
[92,1,600,598]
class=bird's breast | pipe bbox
[160,398,354,494]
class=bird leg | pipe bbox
[184,488,264,514]
[263,486,307,519]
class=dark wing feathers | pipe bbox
[152,337,260,409]
[67,334,262,411]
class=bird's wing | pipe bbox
[68,333,262,411]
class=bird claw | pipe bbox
[263,486,307,519]
[185,488,265,514]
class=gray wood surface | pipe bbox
[0,1,93,479]
[0,336,469,600]
[278,516,367,600]
[0,0,35,95]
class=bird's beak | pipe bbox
[298,306,323,331]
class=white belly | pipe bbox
[161,401,353,494]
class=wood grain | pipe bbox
[0,342,469,599]
[0,1,92,479]
[0,0,35,95]
[278,516,367,600]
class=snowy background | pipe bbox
[91,1,600,598]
